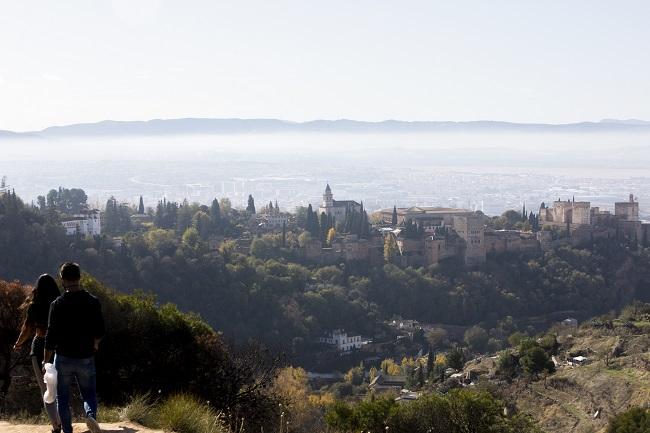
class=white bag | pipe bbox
[43,363,57,404]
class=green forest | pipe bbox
[2,189,650,359]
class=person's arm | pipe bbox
[43,348,55,365]
[43,302,58,364]
[93,300,105,352]
[13,320,34,351]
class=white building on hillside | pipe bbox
[259,213,288,229]
[61,209,101,236]
[319,329,370,352]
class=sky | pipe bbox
[1,1,650,131]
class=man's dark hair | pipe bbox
[60,262,81,281]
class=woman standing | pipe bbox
[13,274,62,433]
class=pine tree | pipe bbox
[138,196,145,214]
[281,221,286,247]
[392,205,398,226]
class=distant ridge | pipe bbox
[3,118,650,139]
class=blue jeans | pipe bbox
[54,354,98,433]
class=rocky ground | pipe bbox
[0,421,164,433]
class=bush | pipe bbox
[0,280,31,411]
[464,326,489,353]
[325,389,541,433]
[447,347,465,371]
[519,344,555,377]
[496,351,518,380]
[120,394,158,427]
[157,394,227,433]
[607,407,650,433]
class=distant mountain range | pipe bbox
[2,118,650,139]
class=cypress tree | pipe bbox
[246,194,256,214]
[522,202,527,222]
[306,204,314,232]
[320,212,328,242]
[392,205,398,226]
[138,196,145,214]
[210,198,221,234]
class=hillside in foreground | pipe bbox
[520,323,650,432]
[463,309,650,433]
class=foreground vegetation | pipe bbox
[0,276,280,431]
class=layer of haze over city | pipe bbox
[2,1,650,217]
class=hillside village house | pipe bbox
[61,209,102,236]
[318,329,370,353]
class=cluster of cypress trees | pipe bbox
[304,202,371,243]
[103,197,132,235]
[401,218,425,239]
[342,203,370,239]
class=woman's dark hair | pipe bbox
[34,274,60,304]
[20,274,61,324]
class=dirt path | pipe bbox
[0,421,165,433]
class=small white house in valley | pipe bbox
[318,329,370,352]
[61,209,101,236]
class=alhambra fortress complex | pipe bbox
[301,186,650,267]
[5,179,646,267]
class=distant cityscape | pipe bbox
[1,161,649,221]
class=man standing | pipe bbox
[44,263,105,433]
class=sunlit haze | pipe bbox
[1,1,650,131]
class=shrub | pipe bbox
[120,394,158,427]
[464,326,489,353]
[607,407,650,433]
[496,351,518,380]
[325,389,541,433]
[0,280,31,409]
[447,347,465,370]
[157,394,227,433]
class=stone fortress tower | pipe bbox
[615,194,639,221]
[539,197,591,228]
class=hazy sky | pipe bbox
[1,1,650,131]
